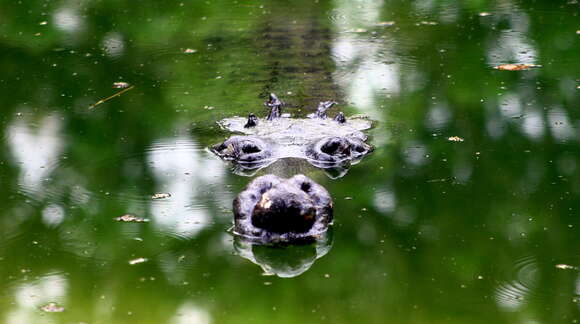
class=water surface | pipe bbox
[0,0,579,323]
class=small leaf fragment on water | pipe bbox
[39,21,48,25]
[494,64,541,71]
[112,82,130,89]
[479,12,492,17]
[555,264,576,270]
[448,136,464,142]
[41,302,65,313]
[115,214,149,223]
[152,193,171,199]
[129,257,148,265]
[184,48,197,53]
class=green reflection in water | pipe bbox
[0,0,579,323]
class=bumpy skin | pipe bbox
[233,174,333,242]
[211,136,273,163]
[244,113,258,128]
[305,136,373,163]
[334,112,346,124]
[211,94,372,173]
[265,93,283,121]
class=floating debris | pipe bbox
[39,21,48,25]
[354,28,368,33]
[89,85,135,110]
[427,178,450,183]
[494,64,541,71]
[448,136,464,142]
[129,257,148,265]
[115,214,149,223]
[151,193,171,199]
[184,48,197,54]
[576,30,580,35]
[376,21,395,27]
[555,264,576,270]
[479,12,492,17]
[112,82,130,89]
[41,302,65,313]
[344,196,353,200]
[416,21,438,26]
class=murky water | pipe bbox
[0,0,579,323]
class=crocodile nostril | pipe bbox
[301,182,311,192]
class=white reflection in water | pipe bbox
[547,107,575,142]
[42,204,65,227]
[8,114,64,199]
[499,93,522,119]
[373,187,396,214]
[6,274,67,324]
[486,9,538,65]
[403,142,428,167]
[331,0,400,121]
[54,7,82,33]
[413,0,435,14]
[425,102,452,131]
[332,0,383,28]
[147,136,227,238]
[521,109,545,140]
[103,32,126,58]
[171,302,211,324]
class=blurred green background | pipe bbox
[0,0,579,323]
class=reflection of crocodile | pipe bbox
[234,230,332,278]
[211,93,373,177]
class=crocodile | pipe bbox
[211,93,373,177]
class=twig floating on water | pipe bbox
[89,85,135,110]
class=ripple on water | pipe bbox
[494,254,580,310]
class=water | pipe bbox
[0,0,579,323]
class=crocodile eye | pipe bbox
[301,182,311,192]
[321,140,340,154]
[355,145,365,153]
[242,144,261,154]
